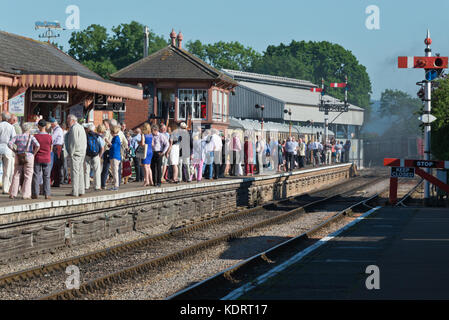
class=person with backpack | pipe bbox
[84,123,104,191]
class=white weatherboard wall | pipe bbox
[285,103,364,126]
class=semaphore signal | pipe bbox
[310,77,349,145]
[396,30,448,203]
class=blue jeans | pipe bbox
[202,152,214,179]
[101,151,110,188]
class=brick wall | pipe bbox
[125,98,149,129]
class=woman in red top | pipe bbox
[32,119,53,199]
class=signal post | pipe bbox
[398,30,448,203]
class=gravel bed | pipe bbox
[86,210,352,300]
[0,172,378,277]
[0,193,339,299]
[0,172,388,300]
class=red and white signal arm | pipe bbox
[398,56,448,69]
[384,158,449,169]
[329,83,346,88]
[310,88,323,92]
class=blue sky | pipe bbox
[2,0,449,101]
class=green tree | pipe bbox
[251,40,372,113]
[430,78,449,159]
[68,24,109,62]
[67,21,168,78]
[186,40,261,71]
[108,21,167,71]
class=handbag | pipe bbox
[17,134,32,166]
[135,144,148,159]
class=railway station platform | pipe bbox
[0,163,354,262]
[236,206,449,300]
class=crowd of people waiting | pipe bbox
[279,136,351,172]
[0,110,352,200]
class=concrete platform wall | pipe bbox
[0,164,352,262]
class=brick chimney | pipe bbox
[170,29,177,46]
[177,31,183,49]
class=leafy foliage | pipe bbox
[68,21,168,78]
[250,40,372,113]
[430,78,449,159]
[186,40,261,71]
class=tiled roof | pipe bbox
[0,31,102,80]
[111,45,238,86]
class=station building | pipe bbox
[111,30,238,131]
[223,69,365,167]
[0,31,142,125]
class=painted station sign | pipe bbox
[390,167,415,178]
[31,90,68,103]
[95,102,126,112]
[94,93,108,106]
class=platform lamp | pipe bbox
[310,120,315,142]
[284,108,292,137]
[255,104,265,134]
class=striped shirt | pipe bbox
[152,132,169,153]
[8,133,39,154]
[51,125,64,145]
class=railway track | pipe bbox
[0,173,388,300]
[167,178,422,300]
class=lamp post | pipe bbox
[310,120,314,141]
[283,108,292,136]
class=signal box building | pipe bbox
[0,31,142,125]
[111,30,238,131]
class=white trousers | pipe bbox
[0,152,14,193]
[70,154,85,196]
[85,155,101,190]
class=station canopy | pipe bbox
[0,31,142,100]
[229,117,334,136]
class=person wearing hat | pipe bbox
[32,119,53,199]
[49,117,64,187]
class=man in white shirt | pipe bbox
[202,129,214,179]
[211,129,223,179]
[335,140,343,163]
[0,112,16,193]
[311,140,320,167]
